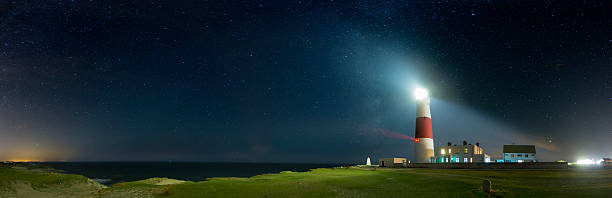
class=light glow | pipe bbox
[414,87,429,100]
[576,159,595,165]
[6,159,41,162]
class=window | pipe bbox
[448,149,451,154]
[518,154,522,157]
[525,154,529,157]
[511,154,515,157]
[505,153,509,156]
[470,158,473,163]
[464,148,468,154]
[455,158,459,163]
[441,149,445,155]
[464,158,468,163]
[445,158,448,163]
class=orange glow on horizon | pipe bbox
[6,159,42,162]
[4,158,68,162]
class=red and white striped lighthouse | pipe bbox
[414,88,434,163]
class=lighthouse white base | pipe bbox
[414,138,435,163]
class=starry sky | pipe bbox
[1,1,611,163]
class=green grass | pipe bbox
[155,167,612,198]
[160,168,488,197]
[2,164,612,197]
[0,164,89,189]
[0,164,105,197]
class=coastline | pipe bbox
[3,162,612,197]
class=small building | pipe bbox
[379,158,407,167]
[601,158,612,167]
[503,145,537,162]
[437,141,487,163]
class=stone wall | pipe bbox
[404,162,568,169]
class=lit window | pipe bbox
[455,158,459,163]
[518,160,523,163]
[470,158,473,163]
[464,158,468,163]
[448,149,451,154]
[445,158,448,163]
[464,148,468,154]
[441,149,445,155]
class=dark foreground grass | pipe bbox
[411,168,612,197]
[1,164,612,197]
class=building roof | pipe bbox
[503,145,536,153]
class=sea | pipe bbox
[38,162,346,185]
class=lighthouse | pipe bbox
[414,88,434,163]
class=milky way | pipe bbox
[1,1,611,162]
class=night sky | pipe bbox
[1,1,611,163]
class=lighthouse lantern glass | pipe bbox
[414,88,428,100]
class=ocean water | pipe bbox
[39,162,344,185]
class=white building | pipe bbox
[437,141,488,163]
[503,145,537,162]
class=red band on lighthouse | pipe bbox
[414,117,433,138]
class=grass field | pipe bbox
[1,164,612,197]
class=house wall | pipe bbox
[503,153,537,162]
[404,162,568,169]
[438,145,485,163]
[379,158,407,167]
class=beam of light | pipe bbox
[430,99,565,161]
[414,87,428,100]
[359,125,416,141]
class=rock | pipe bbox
[483,179,491,193]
